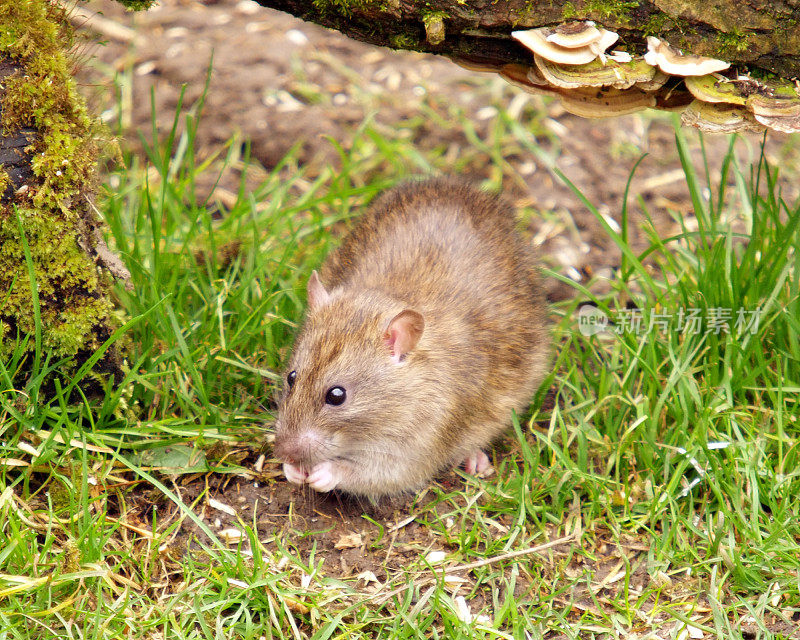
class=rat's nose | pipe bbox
[274,429,322,466]
[273,439,300,463]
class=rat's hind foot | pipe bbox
[463,449,491,475]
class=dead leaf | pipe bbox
[334,532,362,549]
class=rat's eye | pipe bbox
[287,370,297,389]
[325,386,346,405]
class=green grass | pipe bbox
[2,77,800,638]
[536,127,800,633]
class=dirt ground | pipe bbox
[69,1,800,626]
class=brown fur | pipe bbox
[274,178,550,499]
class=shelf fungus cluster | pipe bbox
[455,24,800,134]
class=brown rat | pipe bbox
[273,178,550,499]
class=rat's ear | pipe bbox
[384,309,425,364]
[307,270,330,310]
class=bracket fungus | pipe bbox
[681,100,763,134]
[544,21,603,49]
[608,50,633,64]
[685,74,747,105]
[452,54,506,74]
[558,86,655,118]
[534,55,665,91]
[643,37,730,77]
[512,23,618,66]
[500,63,562,98]
[753,113,800,133]
[683,73,800,133]
[748,87,800,133]
[747,85,800,118]
[488,22,797,131]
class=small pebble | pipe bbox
[425,550,447,564]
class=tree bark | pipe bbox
[0,1,123,380]
[251,0,800,79]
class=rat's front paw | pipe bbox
[283,462,307,486]
[307,461,340,493]
[463,449,491,475]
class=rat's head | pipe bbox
[274,272,428,491]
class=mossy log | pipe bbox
[250,0,800,79]
[0,1,123,377]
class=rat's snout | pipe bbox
[273,428,328,466]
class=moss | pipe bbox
[113,0,157,8]
[0,0,114,363]
[311,0,386,18]
[389,32,419,49]
[714,29,751,56]
[0,2,101,212]
[583,0,639,24]
[0,210,112,359]
[46,479,74,513]
[2,67,100,215]
[423,9,450,20]
[559,0,639,25]
[642,11,670,37]
[0,168,9,199]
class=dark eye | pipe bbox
[325,386,346,405]
[287,370,297,389]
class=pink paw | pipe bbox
[307,461,339,493]
[283,462,307,486]
[463,450,491,475]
